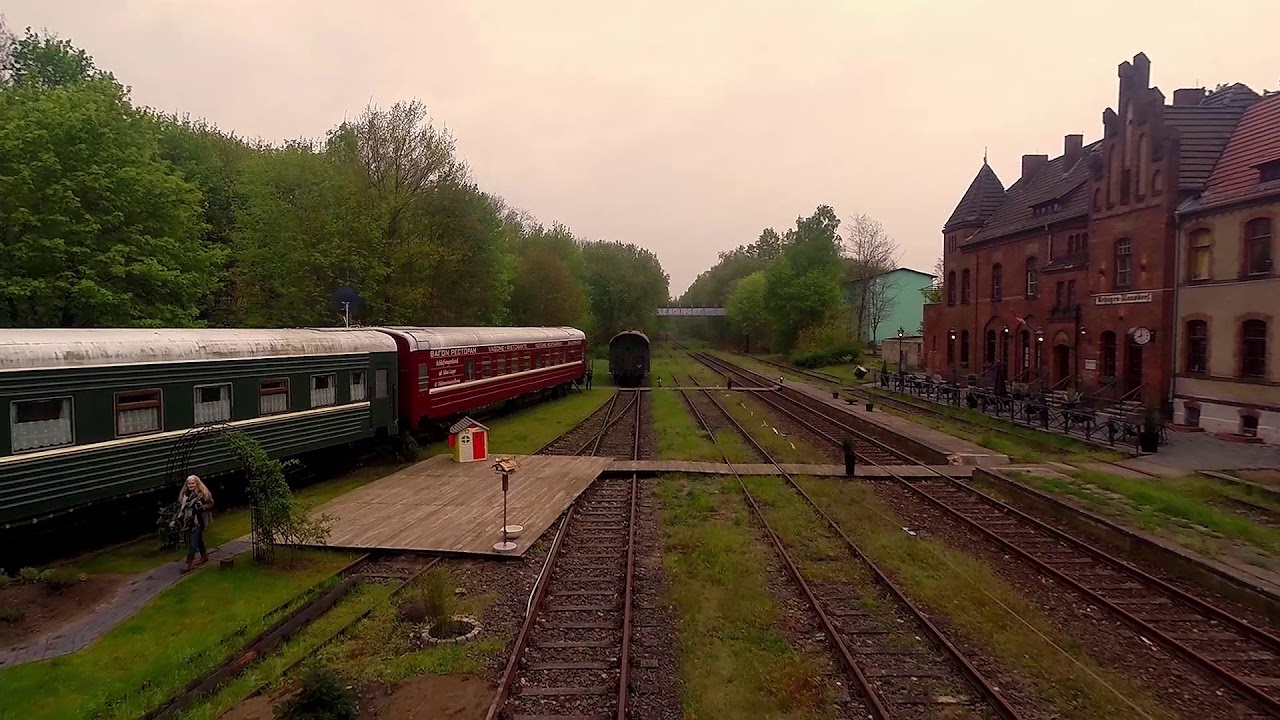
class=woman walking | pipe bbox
[178,475,214,572]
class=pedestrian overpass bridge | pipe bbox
[656,307,726,316]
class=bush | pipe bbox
[157,501,183,550]
[789,312,860,368]
[44,569,83,594]
[18,567,50,584]
[0,573,11,589]
[790,344,860,368]
[0,608,24,623]
[274,663,358,720]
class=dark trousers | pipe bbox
[187,518,208,562]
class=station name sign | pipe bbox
[656,307,727,317]
[1094,291,1153,306]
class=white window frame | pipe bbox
[351,371,367,402]
[193,383,232,425]
[259,378,290,416]
[115,389,163,437]
[311,373,337,408]
[10,396,74,453]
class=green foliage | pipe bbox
[419,568,454,632]
[17,567,50,584]
[44,569,82,593]
[224,432,332,558]
[580,240,669,344]
[724,271,773,351]
[274,663,358,720]
[789,312,860,367]
[763,206,846,350]
[4,26,110,89]
[157,501,183,550]
[0,608,23,624]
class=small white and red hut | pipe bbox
[448,417,489,463]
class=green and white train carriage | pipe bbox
[0,329,399,527]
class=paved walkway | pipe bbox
[1131,431,1280,473]
[0,540,251,667]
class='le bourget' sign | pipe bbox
[1094,291,1154,306]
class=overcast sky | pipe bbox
[7,1,1280,296]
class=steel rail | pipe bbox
[690,348,1280,715]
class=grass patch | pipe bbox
[1008,469,1280,559]
[0,550,356,720]
[421,387,614,458]
[795,477,1174,720]
[659,474,836,719]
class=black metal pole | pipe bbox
[842,437,856,477]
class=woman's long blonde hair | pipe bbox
[181,475,213,504]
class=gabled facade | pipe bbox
[923,53,1262,411]
[846,267,936,343]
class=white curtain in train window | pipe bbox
[118,406,159,435]
[11,398,73,452]
[311,374,336,407]
[260,387,288,414]
[351,371,367,402]
[194,385,231,424]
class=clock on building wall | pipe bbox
[1131,326,1153,346]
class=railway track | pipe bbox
[487,389,644,720]
[690,351,1280,717]
[671,376,1021,719]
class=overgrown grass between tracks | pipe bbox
[795,476,1174,720]
[0,550,356,720]
[658,474,837,719]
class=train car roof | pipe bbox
[0,328,398,370]
[609,330,650,343]
[376,326,586,352]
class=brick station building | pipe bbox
[923,53,1263,412]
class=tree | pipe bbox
[3,25,110,89]
[0,79,218,327]
[581,241,669,344]
[921,256,943,304]
[508,223,590,327]
[763,205,846,350]
[844,212,900,341]
[725,271,773,351]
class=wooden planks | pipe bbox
[301,454,613,557]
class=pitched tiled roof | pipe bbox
[943,163,1006,232]
[962,141,1099,246]
[1197,93,1280,210]
[1165,86,1260,190]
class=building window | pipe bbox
[1242,319,1267,378]
[960,330,970,366]
[961,269,971,305]
[984,330,996,366]
[259,379,289,415]
[194,384,231,425]
[1025,257,1038,297]
[1185,321,1207,374]
[1066,280,1076,307]
[1055,281,1065,309]
[1242,415,1260,437]
[116,389,162,436]
[1189,230,1212,281]
[375,369,390,399]
[1260,160,1280,183]
[351,371,367,402]
[311,374,336,407]
[1246,219,1272,276]
[10,397,74,452]
[1114,239,1133,289]
[1100,331,1117,378]
[1152,170,1164,195]
[946,271,956,306]
[991,263,1003,301]
[1185,404,1200,427]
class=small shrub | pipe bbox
[420,569,453,632]
[157,501,183,549]
[0,573,11,589]
[398,598,427,624]
[18,567,50,584]
[274,663,358,720]
[0,607,24,624]
[44,569,82,594]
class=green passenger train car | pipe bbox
[0,329,399,527]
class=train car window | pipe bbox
[10,397,74,452]
[193,384,231,425]
[259,378,290,415]
[481,358,491,377]
[417,363,428,391]
[523,353,531,371]
[310,374,337,407]
[351,371,367,402]
[115,389,162,436]
[375,369,389,399]
[465,360,476,381]
[497,358,506,375]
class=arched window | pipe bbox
[1189,230,1212,281]
[1093,188,1102,211]
[946,335,955,365]
[960,330,970,366]
[991,263,1003,301]
[1152,170,1163,195]
[1243,320,1267,378]
[1114,239,1133,289]
[1100,331,1117,378]
[961,269,971,305]
[947,271,956,306]
[1186,320,1208,374]
[1246,218,1272,276]
[985,329,996,366]
[1025,257,1038,297]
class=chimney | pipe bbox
[1173,88,1206,106]
[1021,154,1049,181]
[1063,134,1084,168]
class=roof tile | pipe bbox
[1198,93,1280,210]
[962,142,1099,246]
[1166,88,1259,189]
[943,164,1006,232]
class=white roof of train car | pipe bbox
[0,328,398,370]
[378,326,586,352]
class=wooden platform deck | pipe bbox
[301,454,612,557]
[603,460,972,478]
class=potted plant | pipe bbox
[1010,382,1028,399]
[1139,407,1162,453]
[1062,388,1083,408]
[966,373,978,387]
